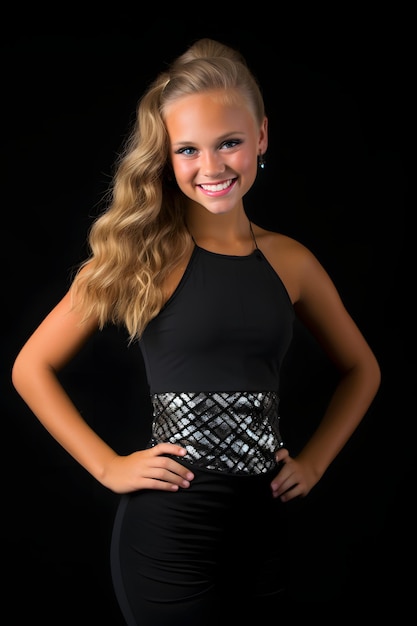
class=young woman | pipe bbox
[12,38,380,624]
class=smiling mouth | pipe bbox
[199,179,235,192]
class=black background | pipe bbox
[2,14,414,623]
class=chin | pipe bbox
[202,203,236,215]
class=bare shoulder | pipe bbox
[251,224,310,257]
[251,224,316,302]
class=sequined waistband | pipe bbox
[148,391,283,475]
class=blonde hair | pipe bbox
[71,38,266,341]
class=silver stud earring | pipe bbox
[258,153,266,169]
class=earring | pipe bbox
[258,152,266,169]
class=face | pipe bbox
[164,89,268,215]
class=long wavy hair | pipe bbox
[71,38,266,341]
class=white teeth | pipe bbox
[200,180,233,192]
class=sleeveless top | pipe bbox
[139,237,295,474]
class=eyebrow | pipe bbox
[170,131,247,148]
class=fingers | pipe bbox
[105,444,195,494]
[271,476,299,501]
[142,443,194,491]
[275,447,289,464]
[151,442,189,458]
[270,452,316,502]
[270,451,303,502]
[150,457,194,489]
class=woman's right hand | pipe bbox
[101,443,195,494]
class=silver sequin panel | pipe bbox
[149,391,284,475]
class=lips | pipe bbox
[198,178,236,194]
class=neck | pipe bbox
[186,208,255,255]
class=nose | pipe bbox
[202,151,225,177]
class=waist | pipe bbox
[148,391,284,475]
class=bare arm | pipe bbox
[268,238,381,500]
[11,289,194,493]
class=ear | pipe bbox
[258,116,268,153]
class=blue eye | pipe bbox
[176,147,196,156]
[221,139,242,149]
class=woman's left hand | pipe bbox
[270,448,320,502]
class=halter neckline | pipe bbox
[249,220,259,250]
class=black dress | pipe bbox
[111,242,295,625]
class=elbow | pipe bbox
[372,355,382,395]
[364,350,381,399]
[11,353,24,394]
[11,350,33,397]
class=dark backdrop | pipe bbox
[2,18,413,623]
